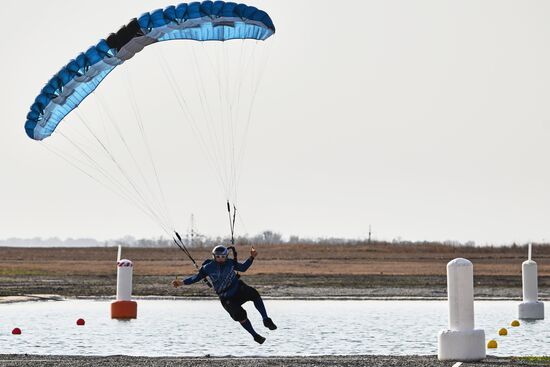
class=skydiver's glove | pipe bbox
[171,278,183,288]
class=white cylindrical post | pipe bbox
[448,258,475,331]
[523,260,538,303]
[438,258,485,361]
[111,247,137,319]
[116,259,133,301]
[519,244,544,320]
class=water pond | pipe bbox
[0,300,547,356]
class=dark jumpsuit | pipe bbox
[184,257,261,321]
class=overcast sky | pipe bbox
[2,0,550,244]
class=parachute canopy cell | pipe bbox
[24,1,276,141]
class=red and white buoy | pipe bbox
[111,245,137,319]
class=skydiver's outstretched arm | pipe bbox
[234,246,257,272]
[234,257,253,272]
[171,265,207,288]
[183,267,208,285]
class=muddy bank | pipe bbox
[0,355,546,367]
[0,274,547,300]
[0,274,528,298]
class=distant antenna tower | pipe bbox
[368,225,372,244]
[188,214,195,247]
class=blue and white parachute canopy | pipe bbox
[25,1,275,141]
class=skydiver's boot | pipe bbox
[254,334,266,344]
[263,317,277,330]
[240,319,265,344]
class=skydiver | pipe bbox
[172,245,277,344]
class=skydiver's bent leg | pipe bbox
[238,281,277,330]
[240,319,265,344]
[220,296,265,343]
[253,297,268,319]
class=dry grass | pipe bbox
[0,243,547,277]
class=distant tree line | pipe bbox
[1,232,549,250]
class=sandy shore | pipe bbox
[0,355,547,367]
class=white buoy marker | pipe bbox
[438,258,485,361]
[518,243,544,320]
[111,245,138,319]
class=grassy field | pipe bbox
[0,242,548,276]
[0,243,548,298]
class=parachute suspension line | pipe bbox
[159,40,271,242]
[221,41,234,202]
[79,104,172,235]
[199,42,234,202]
[204,42,226,180]
[229,40,258,203]
[157,49,228,195]
[72,110,173,236]
[229,40,251,203]
[195,42,251,241]
[93,94,111,149]
[46,132,105,174]
[197,40,250,204]
[42,139,171,237]
[54,132,123,197]
[55,130,146,209]
[194,40,271,239]
[226,200,237,245]
[226,200,239,278]
[91,93,174,232]
[190,45,232,199]
[234,40,274,195]
[226,41,239,204]
[236,207,249,237]
[40,141,130,202]
[55,114,106,155]
[222,41,234,202]
[88,95,168,226]
[50,131,171,236]
[202,40,271,207]
[123,70,174,232]
[52,105,173,237]
[173,231,212,288]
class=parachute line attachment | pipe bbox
[174,231,212,288]
[226,200,237,246]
